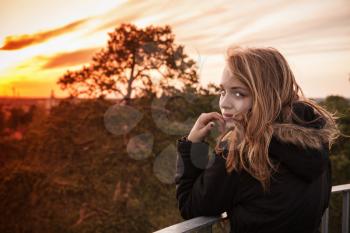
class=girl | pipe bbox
[175,46,341,233]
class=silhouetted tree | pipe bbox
[58,23,199,103]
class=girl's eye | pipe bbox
[234,92,245,98]
[219,89,245,98]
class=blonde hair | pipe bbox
[215,45,341,193]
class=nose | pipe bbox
[220,94,233,111]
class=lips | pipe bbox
[223,114,234,120]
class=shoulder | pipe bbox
[268,134,329,183]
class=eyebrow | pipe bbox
[219,84,247,91]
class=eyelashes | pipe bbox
[219,89,245,98]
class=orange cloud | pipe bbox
[1,79,66,98]
[0,19,88,50]
[41,48,99,69]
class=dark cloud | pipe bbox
[0,18,88,50]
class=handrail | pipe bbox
[154,216,221,233]
[155,183,350,233]
[332,184,350,193]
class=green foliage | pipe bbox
[0,104,40,167]
[320,95,350,183]
[0,106,5,132]
[320,95,350,233]
[0,94,349,233]
[7,105,36,130]
[0,89,221,232]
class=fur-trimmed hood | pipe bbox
[272,101,330,151]
[269,102,330,182]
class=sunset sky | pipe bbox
[0,0,349,98]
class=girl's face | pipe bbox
[219,66,253,128]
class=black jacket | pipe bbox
[175,103,331,233]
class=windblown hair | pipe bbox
[214,45,341,193]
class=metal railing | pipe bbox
[155,183,350,233]
[322,183,350,233]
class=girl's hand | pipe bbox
[187,112,225,143]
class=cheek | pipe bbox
[234,100,250,111]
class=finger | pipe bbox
[202,121,215,134]
[208,119,225,133]
[214,112,225,124]
[201,112,225,125]
[200,113,225,133]
[214,113,226,131]
[215,112,225,120]
[210,113,226,131]
[205,121,226,136]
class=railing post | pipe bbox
[342,191,349,233]
[321,207,329,233]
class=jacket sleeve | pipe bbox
[174,136,239,220]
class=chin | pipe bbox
[224,121,235,129]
